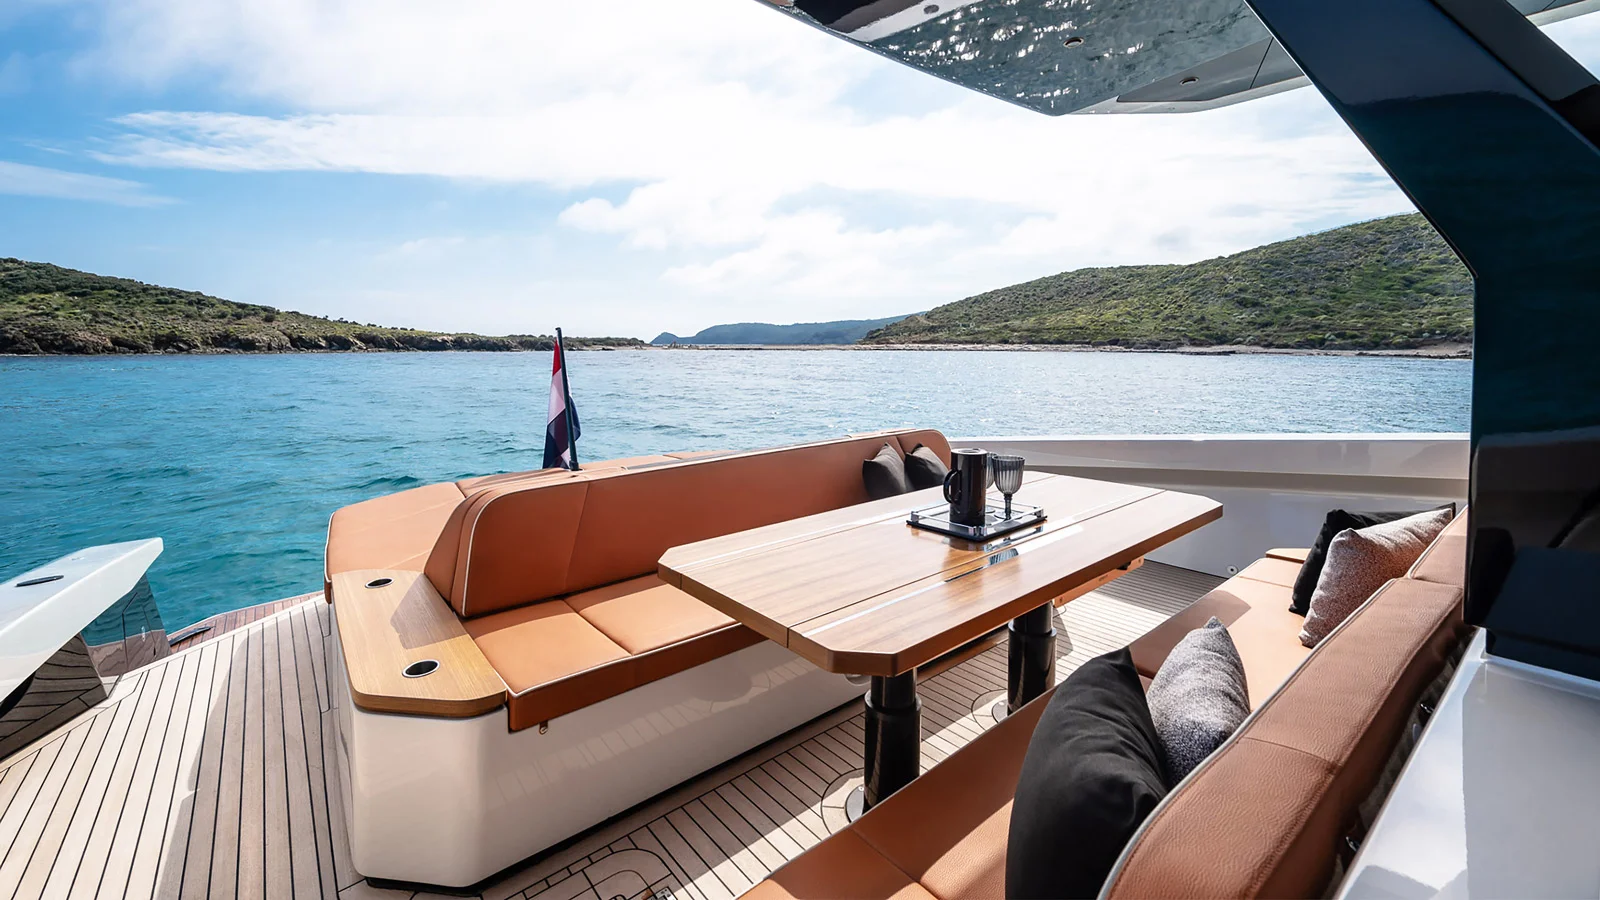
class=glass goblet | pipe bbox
[990,454,1026,520]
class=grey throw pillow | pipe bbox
[1146,617,1249,784]
[1300,506,1454,647]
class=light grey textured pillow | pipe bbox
[1146,617,1249,784]
[1299,506,1454,648]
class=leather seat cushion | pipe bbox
[1106,576,1466,899]
[850,688,1050,899]
[456,456,681,495]
[1407,510,1468,588]
[465,581,762,730]
[743,830,938,900]
[465,600,629,696]
[1265,547,1310,565]
[1235,557,1303,588]
[1129,576,1311,708]
[325,482,466,579]
[456,468,568,495]
[567,575,736,654]
[751,681,1049,900]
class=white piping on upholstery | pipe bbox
[1096,574,1466,899]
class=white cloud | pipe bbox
[0,160,168,205]
[48,0,1442,331]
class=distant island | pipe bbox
[651,314,914,346]
[0,259,644,355]
[864,214,1471,352]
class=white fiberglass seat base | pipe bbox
[328,606,862,889]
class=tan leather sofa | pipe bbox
[745,512,1471,900]
[325,429,952,730]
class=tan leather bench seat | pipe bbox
[746,512,1470,900]
[1408,511,1467,586]
[326,457,685,595]
[465,576,763,729]
[747,689,1050,900]
[327,481,467,576]
[1106,574,1466,898]
[1129,557,1311,706]
[328,430,952,729]
[454,455,682,495]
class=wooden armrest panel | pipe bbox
[332,569,507,718]
[1265,547,1311,565]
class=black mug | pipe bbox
[943,448,990,527]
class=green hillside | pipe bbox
[863,214,1472,350]
[651,314,914,346]
[0,259,644,354]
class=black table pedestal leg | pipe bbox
[849,670,921,820]
[1006,601,1056,716]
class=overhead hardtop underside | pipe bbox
[771,0,1600,114]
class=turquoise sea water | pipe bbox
[0,350,1470,628]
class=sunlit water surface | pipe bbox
[0,350,1470,626]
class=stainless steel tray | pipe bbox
[907,501,1046,540]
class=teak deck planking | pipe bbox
[0,562,1220,900]
[168,594,317,653]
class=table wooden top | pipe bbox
[658,473,1221,677]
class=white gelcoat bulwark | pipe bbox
[329,605,863,888]
[1341,630,1600,898]
[950,434,1469,576]
[0,538,163,698]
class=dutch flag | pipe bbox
[543,330,581,470]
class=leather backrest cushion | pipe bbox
[561,434,898,595]
[444,479,592,617]
[1106,576,1465,899]
[1407,509,1469,588]
[445,431,944,617]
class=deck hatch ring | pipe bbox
[365,577,393,589]
[16,575,63,588]
[403,659,439,678]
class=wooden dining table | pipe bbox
[658,471,1221,816]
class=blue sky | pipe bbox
[4,2,1600,339]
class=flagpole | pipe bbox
[556,327,580,471]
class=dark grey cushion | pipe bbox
[903,443,949,490]
[862,443,911,500]
[1146,617,1249,784]
[1007,648,1168,899]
